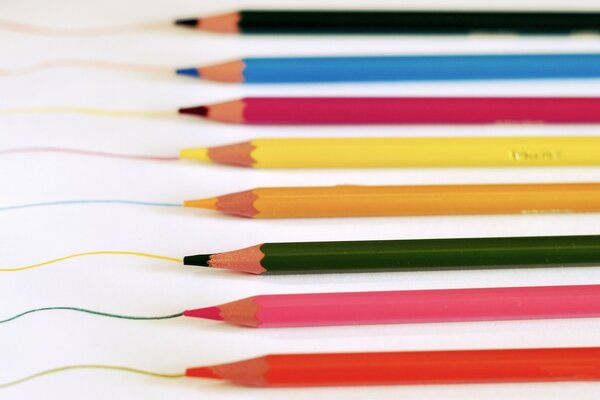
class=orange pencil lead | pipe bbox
[183,197,217,210]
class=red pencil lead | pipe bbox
[184,307,223,321]
[185,366,220,379]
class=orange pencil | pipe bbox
[184,182,600,219]
[185,347,600,387]
[9,347,600,388]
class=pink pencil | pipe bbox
[183,284,600,328]
[178,97,600,124]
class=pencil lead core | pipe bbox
[179,148,209,162]
[178,105,208,117]
[183,197,217,210]
[185,366,219,379]
[175,67,200,78]
[183,254,211,267]
[174,18,199,28]
[184,307,223,321]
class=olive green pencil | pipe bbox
[183,235,600,275]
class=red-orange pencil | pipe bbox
[9,348,600,388]
[185,347,600,387]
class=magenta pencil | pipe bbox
[183,284,600,328]
[178,97,600,124]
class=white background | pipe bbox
[2,0,600,399]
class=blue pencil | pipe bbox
[176,53,600,83]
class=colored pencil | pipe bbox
[183,235,600,275]
[183,182,600,219]
[178,97,600,125]
[179,136,600,168]
[174,10,600,35]
[183,285,600,328]
[176,53,600,83]
[185,347,600,387]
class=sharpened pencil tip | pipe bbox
[179,148,209,162]
[183,197,217,210]
[183,254,211,267]
[176,67,201,78]
[174,18,199,28]
[184,306,223,321]
[178,105,208,117]
[186,366,219,379]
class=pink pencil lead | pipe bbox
[184,306,223,321]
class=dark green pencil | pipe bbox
[176,10,600,35]
[183,235,600,275]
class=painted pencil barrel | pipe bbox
[237,11,600,34]
[245,183,600,218]
[239,97,600,125]
[258,235,600,274]
[187,348,600,387]
[228,285,600,328]
[248,137,600,168]
[242,54,600,83]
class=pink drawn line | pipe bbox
[0,147,179,161]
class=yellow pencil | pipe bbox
[179,136,600,168]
